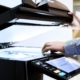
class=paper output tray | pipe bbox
[30,54,80,80]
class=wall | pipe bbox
[0,0,21,8]
[73,0,80,7]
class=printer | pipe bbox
[0,0,80,80]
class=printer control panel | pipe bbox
[31,54,80,80]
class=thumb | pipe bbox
[68,12,74,15]
[68,12,80,23]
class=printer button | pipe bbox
[49,68,56,71]
[42,64,47,67]
[36,61,42,65]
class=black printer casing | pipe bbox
[0,58,43,80]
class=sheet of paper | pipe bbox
[46,57,80,73]
[0,25,54,42]
[0,24,56,43]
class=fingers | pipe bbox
[42,46,51,53]
[42,42,51,52]
[42,42,54,53]
[68,12,80,23]
[68,12,74,15]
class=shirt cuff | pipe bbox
[64,38,80,55]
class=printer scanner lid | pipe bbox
[0,0,73,28]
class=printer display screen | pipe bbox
[46,57,80,73]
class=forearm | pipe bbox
[64,37,80,55]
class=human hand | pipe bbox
[67,12,80,28]
[42,41,65,53]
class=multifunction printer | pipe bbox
[0,0,80,80]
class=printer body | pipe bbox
[0,47,65,80]
[0,50,43,80]
[0,48,80,80]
